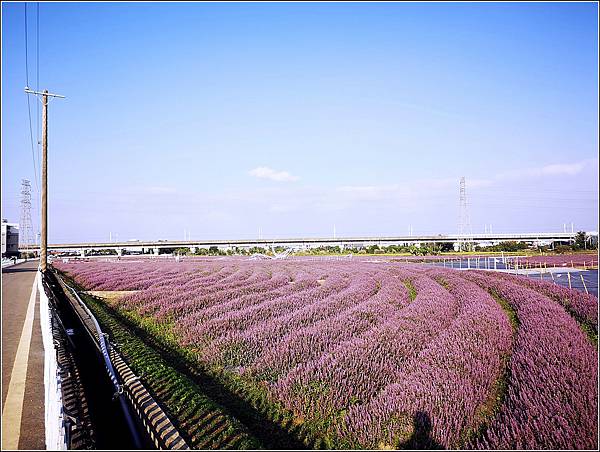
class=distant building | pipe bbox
[587,231,598,248]
[1,219,20,257]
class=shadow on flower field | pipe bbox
[398,411,443,449]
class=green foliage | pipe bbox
[574,231,587,250]
[402,280,417,301]
[366,244,380,254]
[248,246,268,255]
[297,242,454,255]
[479,241,530,252]
[306,246,343,255]
[555,244,572,254]
[193,246,227,256]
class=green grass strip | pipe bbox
[457,288,518,448]
[81,293,263,450]
[402,280,417,301]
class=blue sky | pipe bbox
[2,2,598,243]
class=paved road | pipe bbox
[1,260,45,450]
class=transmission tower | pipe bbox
[20,179,34,251]
[458,176,473,251]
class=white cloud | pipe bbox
[249,166,300,182]
[496,159,591,181]
[538,162,586,176]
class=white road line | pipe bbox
[2,271,39,450]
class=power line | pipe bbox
[36,2,40,172]
[24,3,29,86]
[35,2,40,243]
[24,3,40,196]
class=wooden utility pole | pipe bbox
[24,87,65,272]
[41,90,48,271]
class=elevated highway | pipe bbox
[19,232,588,256]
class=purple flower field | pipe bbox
[54,257,598,449]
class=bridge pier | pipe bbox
[153,247,160,256]
[116,248,122,256]
[80,249,86,258]
[189,246,197,254]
